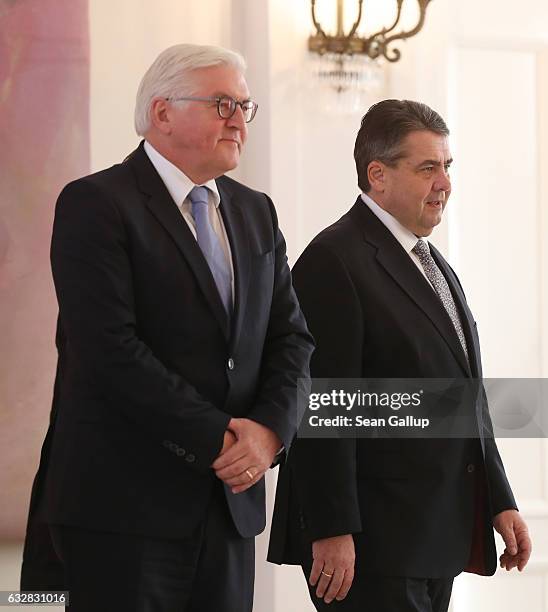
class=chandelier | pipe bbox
[308,0,432,104]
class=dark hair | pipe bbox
[354,99,449,192]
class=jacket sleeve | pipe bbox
[51,179,231,472]
[287,241,363,540]
[246,195,315,453]
[478,387,518,516]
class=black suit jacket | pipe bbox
[268,199,516,578]
[21,142,313,588]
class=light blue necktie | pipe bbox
[188,186,232,316]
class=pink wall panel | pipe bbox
[0,0,89,538]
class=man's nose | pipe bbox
[227,104,246,130]
[434,168,451,193]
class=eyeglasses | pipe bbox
[166,95,258,123]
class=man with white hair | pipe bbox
[21,44,313,611]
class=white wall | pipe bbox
[447,4,548,611]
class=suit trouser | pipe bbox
[302,563,453,612]
[49,482,255,612]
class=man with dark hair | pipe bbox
[268,99,531,611]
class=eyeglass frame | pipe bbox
[165,95,258,123]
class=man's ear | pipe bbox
[149,98,172,135]
[368,161,386,192]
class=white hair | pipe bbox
[134,44,247,136]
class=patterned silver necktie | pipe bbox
[412,239,468,360]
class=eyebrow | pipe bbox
[211,91,251,101]
[416,158,453,168]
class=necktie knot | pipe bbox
[188,186,209,212]
[412,239,430,262]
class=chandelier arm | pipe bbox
[377,0,432,62]
[367,0,403,40]
[381,47,402,62]
[381,0,431,46]
[345,0,364,40]
[310,0,327,38]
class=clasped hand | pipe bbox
[211,418,281,494]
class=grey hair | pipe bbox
[134,43,247,136]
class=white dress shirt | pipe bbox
[144,141,234,304]
[360,192,434,288]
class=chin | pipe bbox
[424,215,443,234]
[222,154,240,173]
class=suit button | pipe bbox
[228,357,235,370]
[186,454,196,463]
[176,448,186,457]
[162,440,171,448]
[467,463,475,473]
[169,442,178,453]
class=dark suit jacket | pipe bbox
[268,198,516,579]
[21,141,313,589]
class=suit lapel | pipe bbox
[217,177,250,350]
[351,201,471,376]
[127,143,230,339]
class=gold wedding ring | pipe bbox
[321,570,333,578]
[245,469,254,481]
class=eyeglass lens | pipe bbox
[218,97,256,123]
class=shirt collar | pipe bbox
[360,192,426,254]
[144,140,220,208]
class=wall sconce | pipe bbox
[308,0,432,104]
